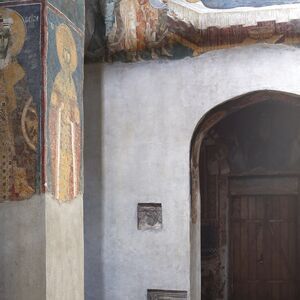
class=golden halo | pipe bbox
[56,24,77,73]
[0,8,26,57]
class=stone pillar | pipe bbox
[0,1,84,299]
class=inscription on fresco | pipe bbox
[47,9,83,202]
[201,0,300,9]
[0,5,40,202]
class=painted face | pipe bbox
[0,27,10,59]
[63,47,71,67]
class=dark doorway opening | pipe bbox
[199,98,300,300]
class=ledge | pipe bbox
[168,0,300,28]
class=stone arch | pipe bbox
[190,90,300,300]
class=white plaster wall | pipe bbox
[46,194,84,300]
[0,194,84,300]
[0,196,46,300]
[84,44,300,300]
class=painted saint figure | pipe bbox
[49,24,81,201]
[108,0,170,61]
[0,8,38,201]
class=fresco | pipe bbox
[47,8,84,202]
[85,0,300,62]
[0,4,41,202]
[48,0,85,31]
[201,0,300,9]
[107,0,171,61]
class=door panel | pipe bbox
[230,195,298,300]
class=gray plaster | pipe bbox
[0,196,84,300]
[84,65,104,300]
[0,194,84,300]
[84,44,300,300]
[46,194,84,300]
[0,196,46,300]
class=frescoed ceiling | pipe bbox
[85,0,300,62]
[201,0,300,9]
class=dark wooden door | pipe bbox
[230,195,298,300]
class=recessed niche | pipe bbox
[147,289,187,299]
[137,203,162,231]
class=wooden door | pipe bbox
[230,195,298,300]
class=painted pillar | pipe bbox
[0,1,85,299]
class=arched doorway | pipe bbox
[190,91,300,300]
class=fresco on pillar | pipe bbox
[48,0,85,31]
[89,0,300,62]
[0,3,41,202]
[47,8,84,202]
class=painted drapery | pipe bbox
[47,4,84,202]
[48,24,81,201]
[0,0,84,203]
[0,5,40,202]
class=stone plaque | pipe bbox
[137,203,162,231]
[147,289,187,300]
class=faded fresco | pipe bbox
[85,0,300,61]
[47,9,83,202]
[107,0,170,61]
[0,4,40,202]
[48,0,85,31]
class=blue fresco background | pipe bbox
[47,7,84,189]
[1,3,42,190]
[4,4,42,115]
[202,0,300,8]
[48,0,85,31]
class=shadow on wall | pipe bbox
[84,64,105,300]
[201,0,300,9]
[85,0,106,62]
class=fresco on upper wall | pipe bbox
[48,0,85,31]
[107,0,172,61]
[201,0,300,9]
[0,3,41,202]
[98,0,300,62]
[47,8,84,202]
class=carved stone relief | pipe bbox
[138,203,162,230]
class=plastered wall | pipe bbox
[84,44,300,300]
[0,197,45,300]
